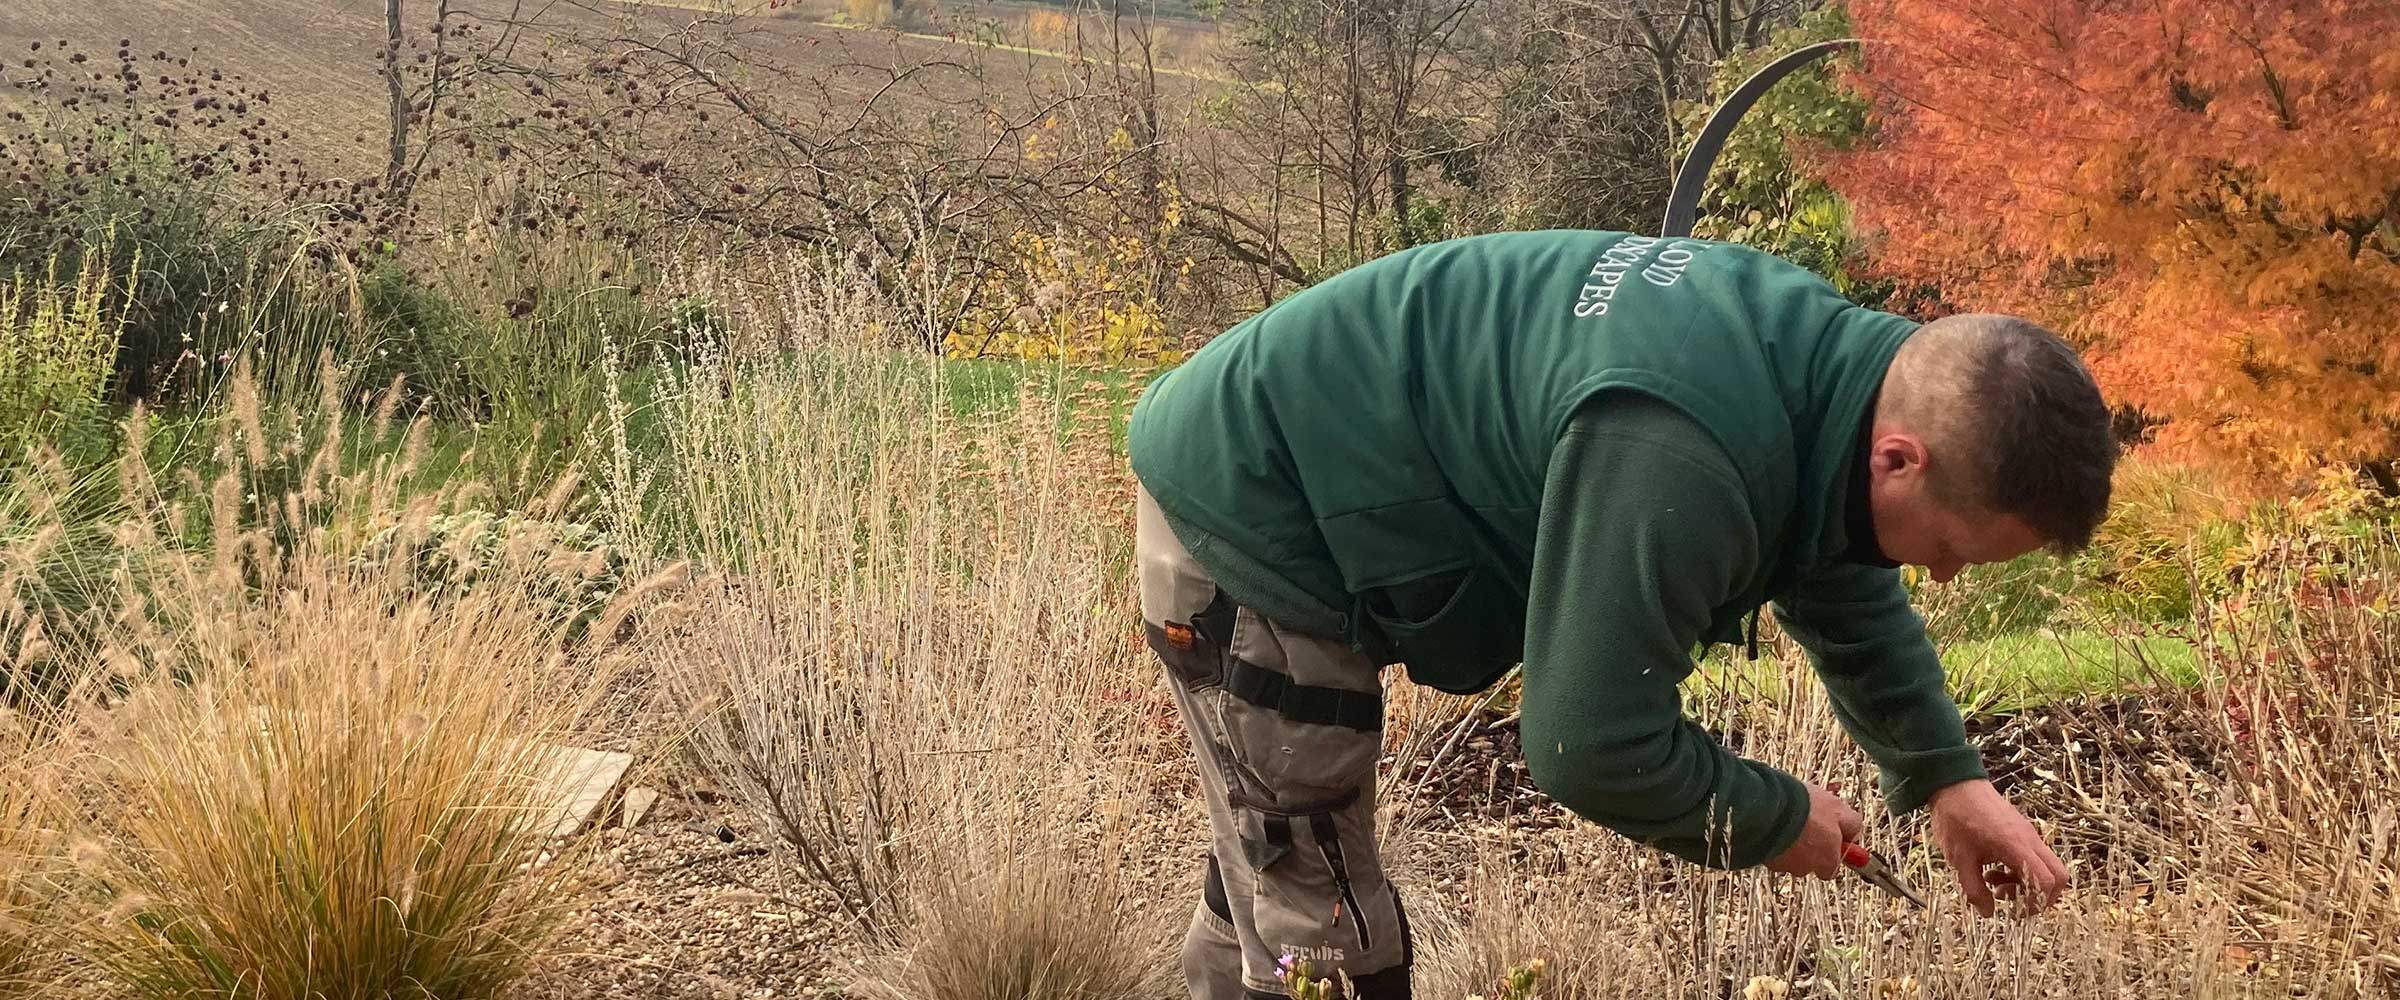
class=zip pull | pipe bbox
[1744,611,1760,661]
[1331,897,1344,927]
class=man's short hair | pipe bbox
[1888,313,2118,552]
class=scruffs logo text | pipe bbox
[1281,944,1348,964]
[1572,237,1704,318]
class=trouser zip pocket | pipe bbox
[1309,812,1371,953]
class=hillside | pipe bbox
[0,0,1221,176]
[2,0,406,175]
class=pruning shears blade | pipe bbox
[1842,842,1929,909]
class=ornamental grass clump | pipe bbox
[59,362,671,1000]
[0,708,72,1000]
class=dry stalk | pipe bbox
[634,278,1167,959]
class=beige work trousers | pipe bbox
[1136,483,1414,1000]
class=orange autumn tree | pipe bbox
[1830,0,2400,493]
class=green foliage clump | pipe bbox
[1943,461,2397,637]
[1677,4,1892,306]
[351,510,629,636]
[1987,460,2241,630]
[0,250,134,467]
[0,47,381,405]
[2216,469,2399,606]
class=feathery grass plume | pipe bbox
[56,356,632,999]
[2,445,130,706]
[76,520,621,1000]
[0,701,75,1000]
[1,460,99,994]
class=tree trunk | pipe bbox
[384,0,408,189]
[1345,0,1368,260]
[2366,459,2399,498]
[1386,0,1413,247]
[1653,51,1680,174]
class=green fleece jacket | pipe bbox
[1152,390,1986,869]
[1130,230,1988,869]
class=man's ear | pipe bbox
[1869,432,1931,481]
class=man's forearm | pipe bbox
[1773,564,1988,814]
[1521,395,1815,868]
[1521,700,1813,869]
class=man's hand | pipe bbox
[1764,782,1863,879]
[1929,778,2069,916]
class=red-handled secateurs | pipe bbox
[1843,841,1929,909]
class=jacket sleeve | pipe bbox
[1519,394,1810,870]
[1770,564,1988,815]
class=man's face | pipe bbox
[1865,432,2049,583]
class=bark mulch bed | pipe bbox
[524,688,2231,998]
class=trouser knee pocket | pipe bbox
[1238,792,1407,986]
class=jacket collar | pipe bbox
[1775,307,1916,577]
[1832,397,1898,568]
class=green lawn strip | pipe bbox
[940,356,1153,453]
[1684,628,2202,715]
[1938,629,2200,714]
